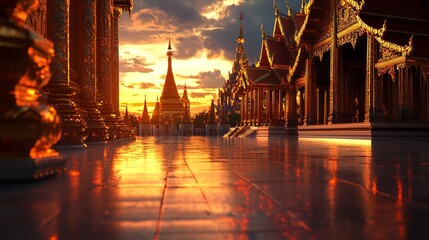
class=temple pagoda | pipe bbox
[159,39,184,122]
[219,12,248,125]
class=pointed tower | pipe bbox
[160,38,184,119]
[181,84,191,123]
[151,96,160,126]
[141,94,150,124]
[124,106,131,126]
[233,12,248,73]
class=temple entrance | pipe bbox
[314,52,330,125]
[338,36,367,123]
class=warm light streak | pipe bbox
[300,138,371,147]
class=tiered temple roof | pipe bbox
[241,2,302,89]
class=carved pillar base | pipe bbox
[100,103,122,140]
[44,83,88,146]
[81,101,109,142]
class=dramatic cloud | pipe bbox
[175,35,204,59]
[196,69,226,88]
[140,82,156,89]
[190,92,214,98]
[119,56,154,73]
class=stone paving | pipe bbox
[1,136,429,239]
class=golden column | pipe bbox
[111,7,122,115]
[98,0,121,139]
[304,51,317,125]
[0,0,65,179]
[80,0,109,142]
[45,0,88,146]
[328,0,339,124]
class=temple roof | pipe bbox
[265,35,292,67]
[160,39,183,116]
[244,67,280,86]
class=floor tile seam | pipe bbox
[184,146,215,208]
[152,141,176,240]
[218,161,313,233]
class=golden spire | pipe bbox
[141,94,150,124]
[237,11,244,44]
[160,39,183,117]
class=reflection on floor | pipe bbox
[1,136,429,239]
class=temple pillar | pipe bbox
[365,34,384,123]
[286,87,298,128]
[243,92,247,124]
[44,0,88,146]
[397,66,413,122]
[329,0,340,124]
[97,0,121,139]
[111,7,122,115]
[80,0,109,142]
[304,53,317,125]
[267,89,272,122]
[0,1,65,179]
[278,89,284,125]
[97,0,112,108]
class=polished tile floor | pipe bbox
[1,136,429,239]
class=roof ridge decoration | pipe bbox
[273,0,279,17]
[285,0,292,16]
[294,0,313,45]
[300,0,306,14]
[287,47,302,82]
[343,0,413,56]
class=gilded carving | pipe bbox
[26,0,47,37]
[337,4,357,32]
[81,0,97,101]
[337,28,365,48]
[378,45,401,62]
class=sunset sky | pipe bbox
[118,0,301,117]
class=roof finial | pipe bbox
[167,36,173,56]
[300,0,306,14]
[260,21,266,39]
[285,0,292,16]
[273,0,279,16]
[238,11,244,40]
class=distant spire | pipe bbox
[141,94,150,124]
[261,22,266,39]
[124,106,131,126]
